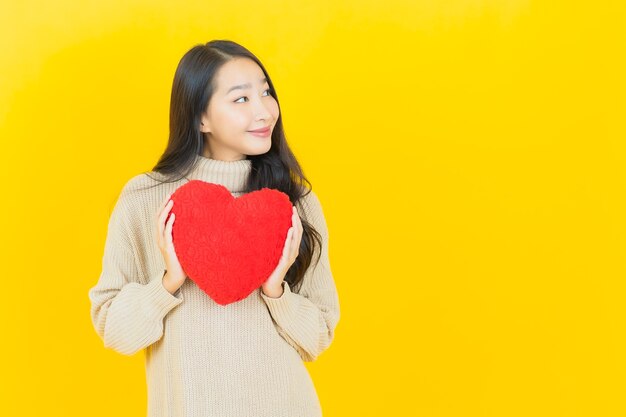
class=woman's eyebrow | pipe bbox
[226,77,268,94]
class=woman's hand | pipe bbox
[262,206,303,298]
[156,193,187,295]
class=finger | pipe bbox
[293,225,302,253]
[160,192,172,212]
[292,209,302,242]
[289,212,297,236]
[156,197,169,247]
[165,212,175,245]
[297,218,303,244]
[157,201,174,249]
[296,208,302,227]
[156,193,172,223]
[290,225,300,259]
[282,227,293,259]
[293,207,302,228]
[158,200,174,237]
[156,194,173,248]
[293,208,303,238]
[157,196,170,228]
[157,201,167,241]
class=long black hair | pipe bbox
[137,40,321,292]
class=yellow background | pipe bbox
[1,0,625,416]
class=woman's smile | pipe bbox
[247,126,272,138]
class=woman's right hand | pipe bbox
[156,193,187,294]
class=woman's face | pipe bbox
[200,57,280,161]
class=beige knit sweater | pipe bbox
[88,154,340,417]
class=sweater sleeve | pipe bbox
[260,190,341,362]
[88,186,184,356]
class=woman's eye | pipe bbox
[234,89,271,103]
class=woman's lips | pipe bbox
[248,126,271,137]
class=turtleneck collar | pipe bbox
[187,154,252,193]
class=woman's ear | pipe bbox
[199,113,211,133]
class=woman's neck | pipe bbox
[188,154,252,193]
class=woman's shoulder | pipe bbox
[297,188,326,225]
[120,171,167,194]
[298,187,320,208]
[113,171,176,216]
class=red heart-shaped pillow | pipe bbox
[169,180,293,305]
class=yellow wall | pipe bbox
[1,0,625,415]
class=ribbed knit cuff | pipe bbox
[141,274,184,319]
[260,281,300,324]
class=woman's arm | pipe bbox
[88,188,183,356]
[260,190,341,362]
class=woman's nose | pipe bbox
[254,100,272,121]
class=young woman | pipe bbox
[88,40,340,417]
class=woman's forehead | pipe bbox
[216,59,266,92]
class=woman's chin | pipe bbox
[244,142,272,155]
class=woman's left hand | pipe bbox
[262,206,303,298]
